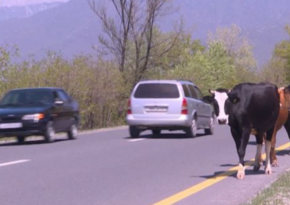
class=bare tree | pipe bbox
[88,0,182,84]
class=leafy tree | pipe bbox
[259,57,287,87]
[160,42,236,94]
[273,24,290,82]
[207,24,258,83]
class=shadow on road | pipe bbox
[124,132,209,140]
[220,163,238,167]
[195,168,266,180]
[276,149,290,156]
[0,139,69,146]
[194,160,270,180]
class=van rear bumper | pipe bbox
[126,114,191,127]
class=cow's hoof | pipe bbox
[271,160,279,167]
[236,170,245,179]
[253,164,260,172]
[265,167,272,175]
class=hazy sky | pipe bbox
[1,0,69,7]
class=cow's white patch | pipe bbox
[213,91,229,124]
[265,140,272,175]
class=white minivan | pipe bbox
[126,80,215,138]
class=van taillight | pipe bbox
[127,99,132,114]
[181,98,188,114]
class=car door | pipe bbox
[184,84,203,127]
[53,90,71,132]
[194,86,212,124]
[57,89,74,131]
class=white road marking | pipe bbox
[128,139,145,142]
[0,159,30,167]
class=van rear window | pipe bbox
[134,83,180,98]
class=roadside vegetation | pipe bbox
[0,0,289,131]
[244,169,290,205]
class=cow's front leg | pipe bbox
[237,127,251,179]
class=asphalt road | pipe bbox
[0,124,290,205]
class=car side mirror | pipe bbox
[55,100,64,106]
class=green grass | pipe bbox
[244,169,290,205]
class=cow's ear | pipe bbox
[227,91,240,104]
[209,89,215,94]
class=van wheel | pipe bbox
[17,136,25,144]
[205,116,214,135]
[129,126,140,138]
[152,129,161,136]
[186,119,197,138]
[44,121,55,143]
[67,121,78,140]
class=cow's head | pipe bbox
[209,88,229,124]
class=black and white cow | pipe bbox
[206,88,229,124]
[225,82,280,179]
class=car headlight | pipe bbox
[22,113,45,121]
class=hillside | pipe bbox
[0,0,290,67]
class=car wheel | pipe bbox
[44,121,55,143]
[205,116,214,135]
[129,126,140,138]
[186,118,197,138]
[67,121,78,140]
[17,136,25,144]
[152,129,161,136]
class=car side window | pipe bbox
[54,90,70,102]
[59,90,71,102]
[188,84,198,99]
[182,84,191,98]
[194,86,203,100]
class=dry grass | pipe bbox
[244,170,290,205]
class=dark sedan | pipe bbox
[0,87,80,143]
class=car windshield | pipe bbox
[134,83,180,98]
[0,89,54,107]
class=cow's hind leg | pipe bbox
[270,128,278,167]
[237,127,251,179]
[254,134,264,171]
[265,127,276,175]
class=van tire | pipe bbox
[205,116,214,135]
[186,118,197,138]
[129,126,140,138]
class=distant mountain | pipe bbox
[0,0,100,62]
[0,0,69,7]
[0,2,64,21]
[0,0,289,67]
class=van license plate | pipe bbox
[145,106,167,113]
